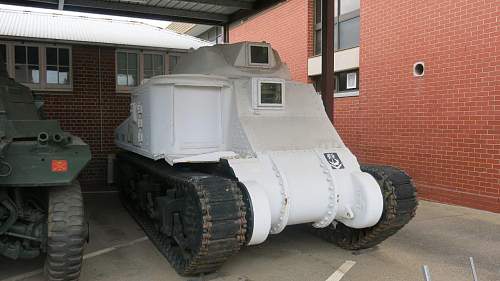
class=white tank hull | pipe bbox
[229,149,383,245]
[115,42,384,245]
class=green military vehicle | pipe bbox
[0,57,91,281]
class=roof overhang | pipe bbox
[0,35,194,53]
[0,0,286,25]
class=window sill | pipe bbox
[32,88,73,95]
[116,88,135,94]
[334,90,359,98]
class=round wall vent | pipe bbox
[413,62,425,77]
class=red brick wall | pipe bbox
[333,0,499,212]
[228,0,499,212]
[229,0,312,83]
[43,45,130,191]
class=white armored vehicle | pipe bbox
[115,42,418,275]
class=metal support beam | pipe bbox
[0,0,285,25]
[223,24,230,43]
[66,0,228,22]
[0,0,229,25]
[174,0,253,9]
[321,0,335,122]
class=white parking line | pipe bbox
[0,269,43,281]
[1,236,149,281]
[82,190,119,194]
[325,260,356,281]
[83,236,149,259]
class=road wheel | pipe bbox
[45,181,85,281]
[313,165,418,250]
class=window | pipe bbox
[143,53,164,79]
[198,26,223,44]
[216,30,224,44]
[340,0,360,14]
[253,78,285,108]
[338,17,360,50]
[260,82,282,105]
[116,50,179,90]
[46,47,71,85]
[0,42,72,89]
[314,0,360,55]
[250,45,269,65]
[168,55,179,74]
[117,51,138,87]
[311,69,359,95]
[336,69,359,92]
[15,45,40,84]
[314,0,322,55]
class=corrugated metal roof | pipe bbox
[166,22,196,34]
[1,0,285,25]
[0,8,211,50]
[185,24,213,36]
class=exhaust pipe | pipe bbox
[37,132,49,145]
[52,133,72,145]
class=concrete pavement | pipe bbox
[1,193,499,281]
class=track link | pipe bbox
[313,165,418,250]
[117,152,247,276]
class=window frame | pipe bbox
[215,27,224,44]
[199,26,223,44]
[13,44,42,86]
[167,53,182,74]
[252,78,286,109]
[335,68,359,97]
[116,49,140,92]
[116,49,175,93]
[44,46,73,89]
[311,68,360,98]
[314,0,323,56]
[142,51,166,80]
[247,43,272,68]
[337,69,359,92]
[0,41,73,91]
[336,10,360,50]
[313,0,360,55]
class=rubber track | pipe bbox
[312,165,418,250]
[118,153,247,276]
